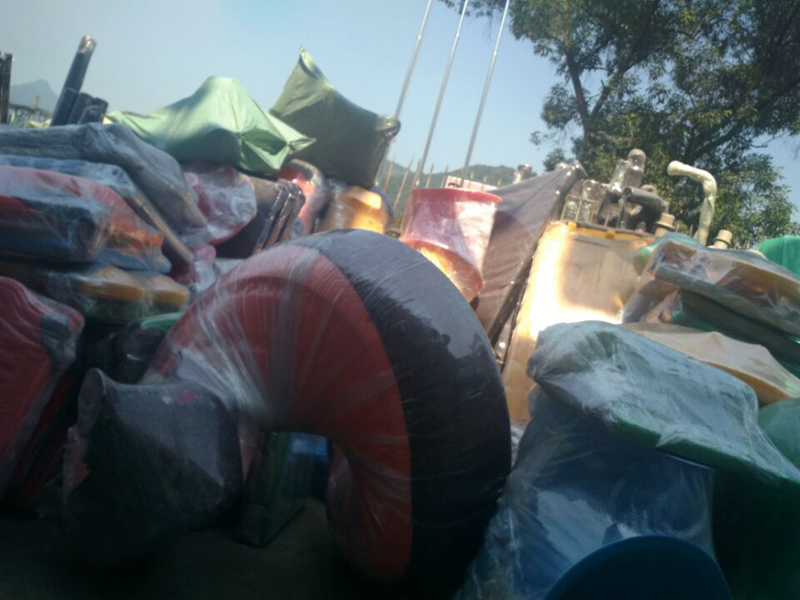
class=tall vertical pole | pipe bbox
[461,0,511,178]
[425,162,436,188]
[393,157,415,214]
[411,0,471,203]
[382,157,395,192]
[376,0,435,183]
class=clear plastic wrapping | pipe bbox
[277,159,331,234]
[623,322,800,405]
[529,321,800,492]
[139,230,510,587]
[0,276,84,495]
[0,164,169,272]
[629,238,800,338]
[0,123,206,230]
[458,389,726,600]
[0,261,187,323]
[317,184,390,234]
[61,369,244,567]
[214,178,304,259]
[0,154,193,267]
[400,188,501,301]
[181,163,258,245]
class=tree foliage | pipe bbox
[443,0,800,246]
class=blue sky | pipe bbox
[3,0,798,204]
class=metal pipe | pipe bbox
[461,0,511,178]
[412,0,471,198]
[376,0,434,183]
[51,35,97,126]
[382,156,395,192]
[425,162,435,188]
[667,160,717,245]
[393,157,415,213]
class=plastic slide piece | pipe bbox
[0,276,83,495]
[143,230,511,587]
[0,123,206,230]
[108,77,313,175]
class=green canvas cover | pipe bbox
[529,321,800,494]
[271,48,400,188]
[758,236,800,277]
[108,77,314,176]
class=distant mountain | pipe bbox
[381,162,522,225]
[10,79,58,113]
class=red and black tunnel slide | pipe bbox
[75,230,511,586]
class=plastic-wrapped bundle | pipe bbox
[0,165,170,272]
[715,399,800,600]
[277,159,331,234]
[108,77,314,175]
[214,178,304,258]
[169,242,218,295]
[0,155,194,267]
[0,123,206,230]
[458,389,728,600]
[271,48,400,189]
[182,163,258,245]
[633,231,702,274]
[143,230,510,587]
[400,188,501,302]
[0,261,186,324]
[317,184,390,234]
[61,370,243,567]
[84,312,181,385]
[0,277,84,495]
[630,239,800,338]
[623,322,800,406]
[529,322,800,492]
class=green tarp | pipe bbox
[758,236,800,277]
[108,77,314,176]
[271,48,400,189]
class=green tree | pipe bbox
[443,0,800,246]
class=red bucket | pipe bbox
[400,188,501,301]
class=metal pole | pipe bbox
[425,163,436,188]
[382,157,396,192]
[412,0,471,199]
[377,0,435,183]
[393,157,415,213]
[440,165,449,187]
[461,0,511,178]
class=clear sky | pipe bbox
[3,0,798,205]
